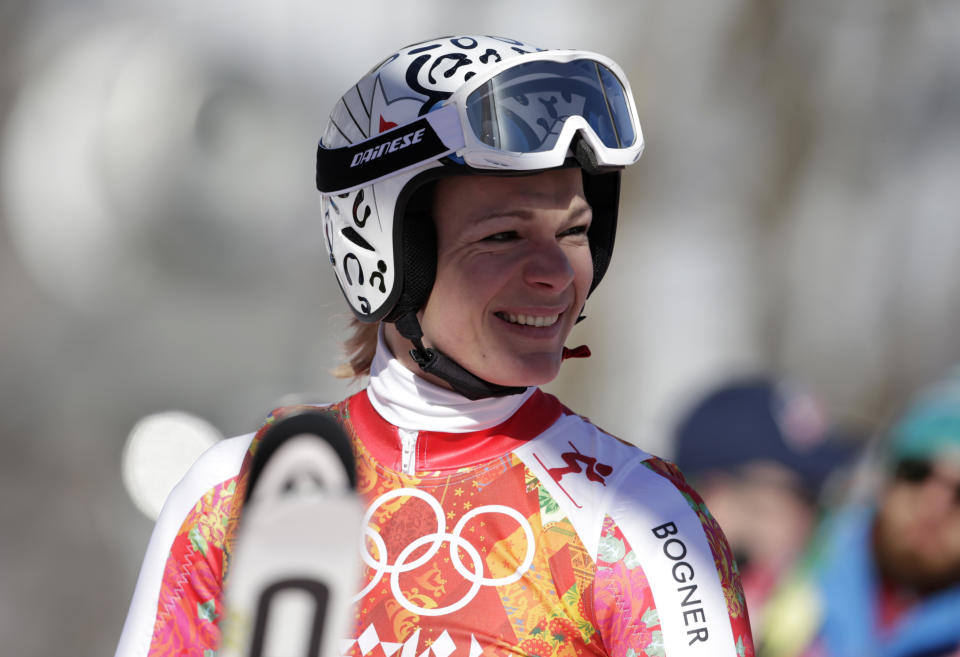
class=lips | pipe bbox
[494,311,561,327]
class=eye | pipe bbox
[558,224,589,238]
[482,230,520,243]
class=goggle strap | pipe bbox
[315,104,464,195]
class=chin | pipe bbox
[479,357,562,388]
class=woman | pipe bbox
[115,34,753,657]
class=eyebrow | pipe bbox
[473,203,592,225]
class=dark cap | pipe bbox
[673,377,859,496]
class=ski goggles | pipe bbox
[316,50,644,194]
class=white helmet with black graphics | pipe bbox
[316,35,644,398]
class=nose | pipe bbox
[523,239,576,290]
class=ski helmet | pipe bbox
[316,35,644,397]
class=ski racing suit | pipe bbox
[115,335,754,657]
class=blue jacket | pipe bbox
[763,505,960,657]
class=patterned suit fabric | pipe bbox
[133,390,752,657]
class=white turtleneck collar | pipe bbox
[366,326,535,434]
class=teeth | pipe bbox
[498,312,560,327]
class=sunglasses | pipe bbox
[893,458,960,503]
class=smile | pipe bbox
[495,312,561,328]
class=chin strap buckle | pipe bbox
[408,344,437,369]
[394,313,435,369]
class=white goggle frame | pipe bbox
[316,50,644,196]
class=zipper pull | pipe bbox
[398,428,418,475]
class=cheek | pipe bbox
[879,488,912,521]
[426,256,504,321]
[877,487,927,539]
[441,254,512,301]
[944,509,960,539]
[571,246,595,298]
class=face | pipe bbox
[873,456,960,593]
[697,463,817,629]
[699,464,816,572]
[385,167,594,388]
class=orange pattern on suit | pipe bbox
[143,390,753,657]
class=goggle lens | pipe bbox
[465,59,637,154]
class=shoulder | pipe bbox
[521,407,693,498]
[541,410,710,514]
[140,431,255,540]
[516,414,752,652]
[176,433,255,494]
[114,432,256,656]
[511,411,658,557]
[241,398,351,461]
[148,431,256,562]
[143,399,347,560]
[524,405,653,471]
[157,396,348,540]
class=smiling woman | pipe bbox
[116,34,754,657]
[387,168,594,389]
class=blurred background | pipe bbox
[1,0,959,654]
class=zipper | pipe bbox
[398,428,419,476]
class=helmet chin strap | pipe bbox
[394,313,528,401]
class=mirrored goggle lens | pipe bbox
[465,59,637,154]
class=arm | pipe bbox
[114,434,253,657]
[513,413,752,656]
[597,457,753,657]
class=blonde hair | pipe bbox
[332,317,380,379]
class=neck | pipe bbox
[367,326,533,432]
[381,318,450,391]
[385,313,528,400]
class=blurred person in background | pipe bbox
[760,367,960,657]
[672,378,860,635]
[115,35,754,657]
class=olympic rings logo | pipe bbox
[351,488,535,616]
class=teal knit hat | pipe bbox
[888,366,960,465]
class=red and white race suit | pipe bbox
[115,337,753,657]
